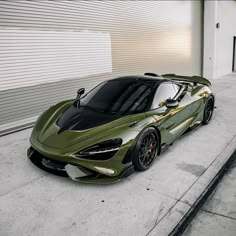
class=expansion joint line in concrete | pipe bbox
[0,174,47,198]
[168,137,236,236]
[145,134,236,236]
[200,209,236,221]
[177,134,236,203]
[145,199,184,236]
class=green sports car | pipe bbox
[28,73,215,184]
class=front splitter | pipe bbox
[65,164,134,184]
[28,147,134,184]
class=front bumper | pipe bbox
[27,147,134,184]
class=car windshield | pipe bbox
[77,79,154,115]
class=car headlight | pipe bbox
[73,138,122,160]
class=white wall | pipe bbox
[203,0,236,79]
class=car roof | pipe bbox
[110,75,168,86]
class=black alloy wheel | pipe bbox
[133,127,159,171]
[203,96,214,125]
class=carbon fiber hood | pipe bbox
[57,105,119,133]
[35,102,145,149]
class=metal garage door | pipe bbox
[0,1,203,135]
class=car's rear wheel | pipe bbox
[203,96,214,125]
[133,127,159,171]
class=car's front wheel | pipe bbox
[133,127,159,171]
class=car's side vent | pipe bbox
[144,72,159,77]
[122,146,135,164]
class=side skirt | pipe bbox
[160,121,202,154]
[181,121,202,136]
[160,143,170,153]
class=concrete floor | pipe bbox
[183,153,236,236]
[1,74,236,236]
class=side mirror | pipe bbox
[166,99,179,109]
[77,88,85,99]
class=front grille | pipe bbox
[28,148,68,177]
[28,147,104,181]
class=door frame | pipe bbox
[232,36,236,72]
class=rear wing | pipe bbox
[161,74,211,87]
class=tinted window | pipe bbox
[151,83,178,109]
[79,80,153,114]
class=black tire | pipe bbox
[202,96,214,125]
[133,127,160,171]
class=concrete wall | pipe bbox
[203,0,236,79]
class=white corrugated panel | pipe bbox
[0,0,203,134]
[0,29,112,91]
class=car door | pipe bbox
[187,84,207,123]
[150,82,193,144]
